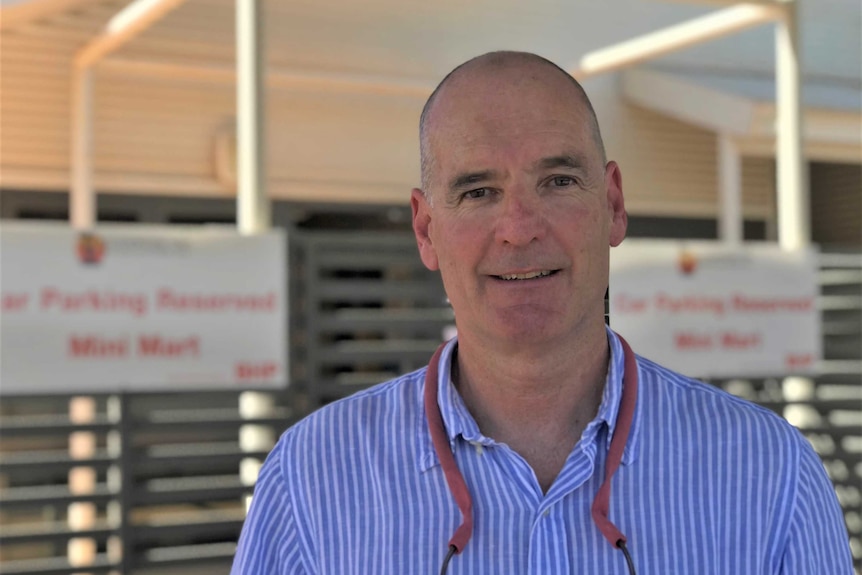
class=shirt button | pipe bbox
[543,508,551,517]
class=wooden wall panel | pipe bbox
[92,74,233,178]
[742,156,775,216]
[266,89,420,187]
[609,103,774,219]
[0,4,776,216]
[0,34,73,172]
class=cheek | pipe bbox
[552,202,597,237]
[555,207,608,271]
[430,219,483,277]
[433,215,476,248]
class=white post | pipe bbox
[71,0,194,229]
[717,134,743,245]
[775,0,810,250]
[69,66,99,570]
[236,0,270,234]
[71,67,95,230]
[236,0,275,492]
[68,397,98,568]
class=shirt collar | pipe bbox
[589,326,641,465]
[436,338,485,445]
[418,327,642,472]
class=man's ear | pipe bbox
[605,161,628,247]
[411,188,439,271]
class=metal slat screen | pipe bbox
[711,250,862,567]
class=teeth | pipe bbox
[499,270,553,280]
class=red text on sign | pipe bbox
[675,332,714,350]
[614,294,648,314]
[674,331,763,351]
[656,293,725,317]
[721,331,761,349]
[785,353,814,369]
[138,335,200,358]
[731,294,813,313]
[42,288,147,317]
[235,362,278,381]
[2,293,29,312]
[69,334,129,358]
[68,334,201,358]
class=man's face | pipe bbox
[412,61,627,348]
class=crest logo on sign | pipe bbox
[76,233,106,265]
[678,250,697,275]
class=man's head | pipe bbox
[419,52,607,196]
[411,51,627,350]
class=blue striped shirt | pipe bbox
[232,329,852,574]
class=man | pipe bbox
[232,52,852,574]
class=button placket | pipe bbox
[527,503,570,574]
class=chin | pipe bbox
[489,312,566,344]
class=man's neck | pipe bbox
[452,324,610,492]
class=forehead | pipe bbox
[426,62,598,173]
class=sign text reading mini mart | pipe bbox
[0,223,287,394]
[609,240,820,378]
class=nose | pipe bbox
[494,187,546,247]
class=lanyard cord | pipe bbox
[591,335,638,550]
[425,334,639,575]
[424,343,474,554]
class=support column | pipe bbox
[236,0,270,235]
[69,66,99,571]
[236,0,275,496]
[775,0,810,251]
[106,395,130,573]
[775,0,816,429]
[71,67,95,230]
[717,134,743,245]
[68,397,98,570]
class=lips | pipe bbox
[495,270,558,281]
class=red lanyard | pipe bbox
[423,333,639,572]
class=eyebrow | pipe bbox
[447,170,498,192]
[534,154,589,172]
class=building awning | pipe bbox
[622,67,862,163]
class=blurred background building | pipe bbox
[1,0,860,573]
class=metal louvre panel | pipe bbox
[0,391,299,575]
[299,230,450,407]
[714,248,862,569]
[811,162,862,248]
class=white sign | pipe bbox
[609,240,820,378]
[0,223,287,394]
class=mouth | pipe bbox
[493,269,560,281]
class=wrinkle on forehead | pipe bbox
[430,104,603,195]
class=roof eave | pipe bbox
[0,0,102,31]
[622,67,862,163]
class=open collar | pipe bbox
[418,328,642,472]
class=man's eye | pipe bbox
[464,188,489,200]
[551,176,575,187]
